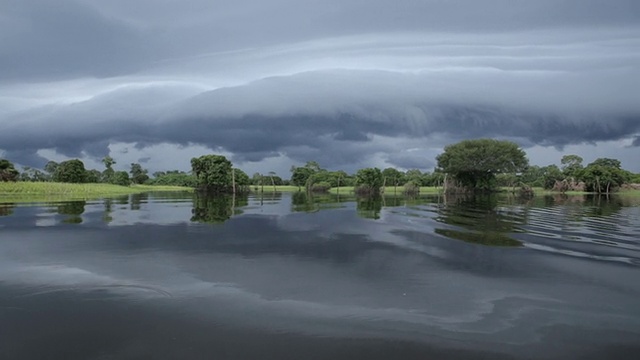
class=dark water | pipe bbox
[1,192,639,360]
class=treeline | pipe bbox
[1,156,148,186]
[2,139,639,194]
[495,155,640,193]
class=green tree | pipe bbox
[290,162,322,189]
[19,166,48,182]
[148,170,196,187]
[85,169,101,183]
[405,169,424,186]
[101,156,116,183]
[191,154,233,192]
[381,167,405,193]
[560,154,584,179]
[541,165,564,189]
[355,167,383,195]
[53,159,87,183]
[44,161,59,180]
[129,163,149,184]
[436,139,529,191]
[111,171,130,186]
[582,158,629,193]
[0,159,19,182]
[232,168,251,193]
[521,165,544,187]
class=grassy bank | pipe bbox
[0,182,192,203]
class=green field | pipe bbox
[0,182,192,203]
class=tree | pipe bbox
[381,167,404,193]
[85,169,101,183]
[290,162,321,189]
[44,161,59,178]
[405,169,424,186]
[268,171,277,192]
[130,163,149,184]
[436,139,529,191]
[541,165,564,189]
[111,171,130,186]
[355,167,383,195]
[560,155,584,179]
[148,170,196,187]
[53,159,87,183]
[582,158,628,193]
[19,166,48,182]
[0,159,19,182]
[191,154,233,192]
[233,168,251,187]
[101,156,116,183]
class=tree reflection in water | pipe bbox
[191,193,248,224]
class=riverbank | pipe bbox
[0,182,192,203]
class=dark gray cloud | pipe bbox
[1,0,639,173]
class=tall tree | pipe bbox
[191,154,233,192]
[560,154,584,179]
[53,159,87,183]
[355,167,383,196]
[582,158,628,193]
[290,162,322,189]
[0,159,19,182]
[102,156,116,183]
[129,163,149,184]
[436,139,528,191]
[111,171,130,186]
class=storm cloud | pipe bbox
[1,0,639,174]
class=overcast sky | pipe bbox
[1,0,639,176]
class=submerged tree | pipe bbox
[355,167,383,195]
[436,139,528,192]
[191,154,233,192]
[582,158,629,193]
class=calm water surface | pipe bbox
[1,192,639,359]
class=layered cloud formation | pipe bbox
[1,0,639,174]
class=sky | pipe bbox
[1,0,639,176]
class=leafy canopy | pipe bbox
[191,154,233,192]
[436,139,528,190]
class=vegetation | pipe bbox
[355,167,383,195]
[2,138,639,200]
[436,139,529,192]
[52,159,87,183]
[1,159,19,182]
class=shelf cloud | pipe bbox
[1,0,639,174]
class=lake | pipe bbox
[1,192,639,359]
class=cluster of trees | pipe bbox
[495,155,638,193]
[2,138,638,195]
[3,156,149,186]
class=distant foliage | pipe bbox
[130,163,149,184]
[53,159,87,183]
[581,158,629,193]
[191,154,233,192]
[437,139,528,192]
[355,167,383,195]
[0,159,19,182]
[148,171,197,187]
[111,171,131,186]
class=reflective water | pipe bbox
[1,192,639,359]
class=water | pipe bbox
[1,192,639,359]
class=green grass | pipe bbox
[0,182,192,203]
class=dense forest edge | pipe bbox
[2,139,639,200]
